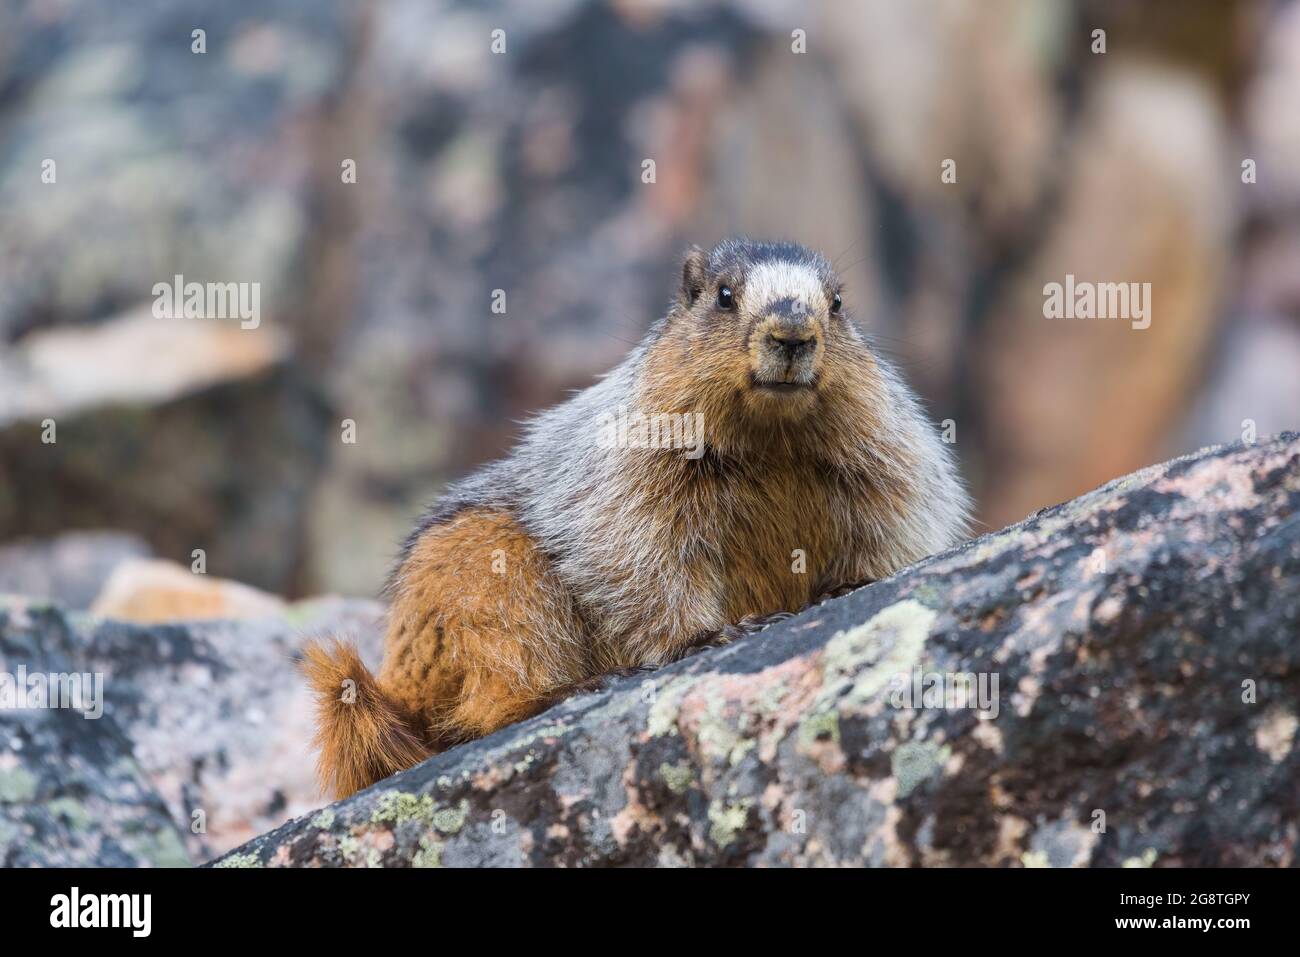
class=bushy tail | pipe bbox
[301,639,431,799]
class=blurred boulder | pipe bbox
[0,530,150,609]
[214,433,1300,867]
[91,558,286,624]
[0,0,352,595]
[0,0,354,345]
[974,55,1232,529]
[0,310,332,595]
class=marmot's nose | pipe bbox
[766,330,817,362]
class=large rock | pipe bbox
[0,312,332,594]
[0,593,385,864]
[211,433,1300,867]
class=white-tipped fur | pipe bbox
[403,241,970,670]
[741,260,829,312]
[502,341,967,668]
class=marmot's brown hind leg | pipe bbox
[382,509,590,747]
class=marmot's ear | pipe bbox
[678,245,708,307]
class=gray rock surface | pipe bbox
[0,601,188,867]
[0,530,150,609]
[211,433,1300,867]
[0,593,385,864]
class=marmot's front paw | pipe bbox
[559,665,659,697]
[812,578,876,604]
[682,611,795,657]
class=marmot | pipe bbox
[305,238,970,798]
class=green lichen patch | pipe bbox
[891,740,951,798]
[707,798,754,847]
[45,797,92,830]
[821,599,936,709]
[659,761,694,795]
[647,677,699,737]
[215,852,262,869]
[798,709,841,749]
[693,691,757,767]
[130,828,191,868]
[370,790,435,827]
[431,799,469,834]
[412,834,443,868]
[310,808,335,830]
[0,767,38,803]
[1122,848,1158,868]
[337,834,360,863]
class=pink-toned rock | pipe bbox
[92,558,286,624]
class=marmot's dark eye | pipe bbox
[830,291,843,315]
[717,286,735,310]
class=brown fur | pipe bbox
[301,639,431,800]
[305,239,968,799]
[305,509,589,798]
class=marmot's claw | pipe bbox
[682,610,795,656]
[813,578,877,603]
[560,665,658,696]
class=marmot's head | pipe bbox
[643,238,877,438]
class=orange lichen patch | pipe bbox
[609,761,652,848]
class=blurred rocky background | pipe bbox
[2,0,1300,869]
[1,0,1298,599]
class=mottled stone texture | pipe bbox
[0,602,189,867]
[212,434,1300,867]
[0,595,385,865]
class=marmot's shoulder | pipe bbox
[389,355,642,591]
[389,459,520,591]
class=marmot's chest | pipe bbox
[700,462,853,619]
